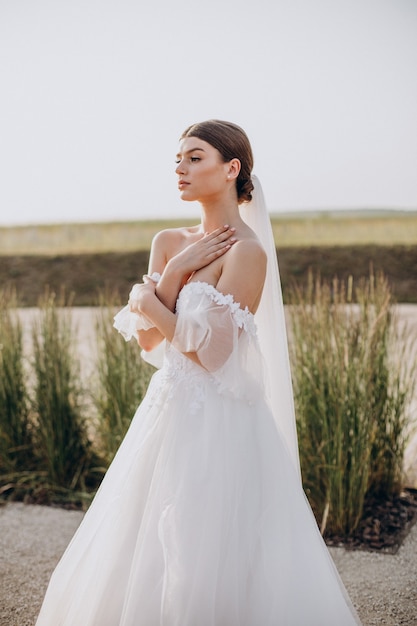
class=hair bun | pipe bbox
[237,176,254,203]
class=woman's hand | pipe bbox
[128,275,157,316]
[168,225,236,279]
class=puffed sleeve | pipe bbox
[171,298,236,372]
[171,287,263,403]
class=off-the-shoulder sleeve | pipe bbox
[171,283,263,402]
[171,283,257,372]
[172,297,236,372]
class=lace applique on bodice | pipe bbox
[158,347,208,414]
[164,280,263,406]
[176,281,257,336]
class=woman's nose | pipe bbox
[175,159,186,175]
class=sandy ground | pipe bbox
[0,502,416,626]
[1,305,416,625]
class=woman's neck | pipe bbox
[199,199,242,233]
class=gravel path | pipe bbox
[0,502,416,626]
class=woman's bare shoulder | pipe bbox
[231,232,267,263]
[220,236,267,285]
[151,224,200,252]
[231,237,266,273]
[216,237,267,311]
[154,224,200,241]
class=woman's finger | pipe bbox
[204,225,235,242]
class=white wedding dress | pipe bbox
[36,278,361,625]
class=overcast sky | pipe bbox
[1,0,416,226]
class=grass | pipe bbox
[0,288,32,474]
[288,271,416,536]
[31,292,95,490]
[94,298,154,462]
[0,210,416,255]
[0,274,415,541]
[0,289,156,505]
[1,212,416,528]
[0,291,105,505]
[1,212,416,307]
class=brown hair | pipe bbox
[180,120,254,203]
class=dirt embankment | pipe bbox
[0,245,416,306]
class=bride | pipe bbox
[36,120,361,625]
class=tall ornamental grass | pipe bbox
[94,301,154,462]
[31,292,94,492]
[1,291,154,503]
[0,288,32,474]
[289,271,415,537]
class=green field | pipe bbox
[1,211,416,305]
[1,210,417,255]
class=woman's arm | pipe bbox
[215,239,267,314]
[131,277,204,367]
[135,225,237,352]
[135,229,183,352]
[154,225,238,310]
[136,238,267,370]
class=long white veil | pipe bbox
[240,176,301,477]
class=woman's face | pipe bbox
[175,137,230,203]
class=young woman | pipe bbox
[36,120,361,625]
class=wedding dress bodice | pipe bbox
[166,281,265,404]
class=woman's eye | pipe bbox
[190,157,200,162]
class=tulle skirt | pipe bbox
[36,361,360,625]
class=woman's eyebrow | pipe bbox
[176,147,206,158]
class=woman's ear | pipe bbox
[227,158,241,180]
